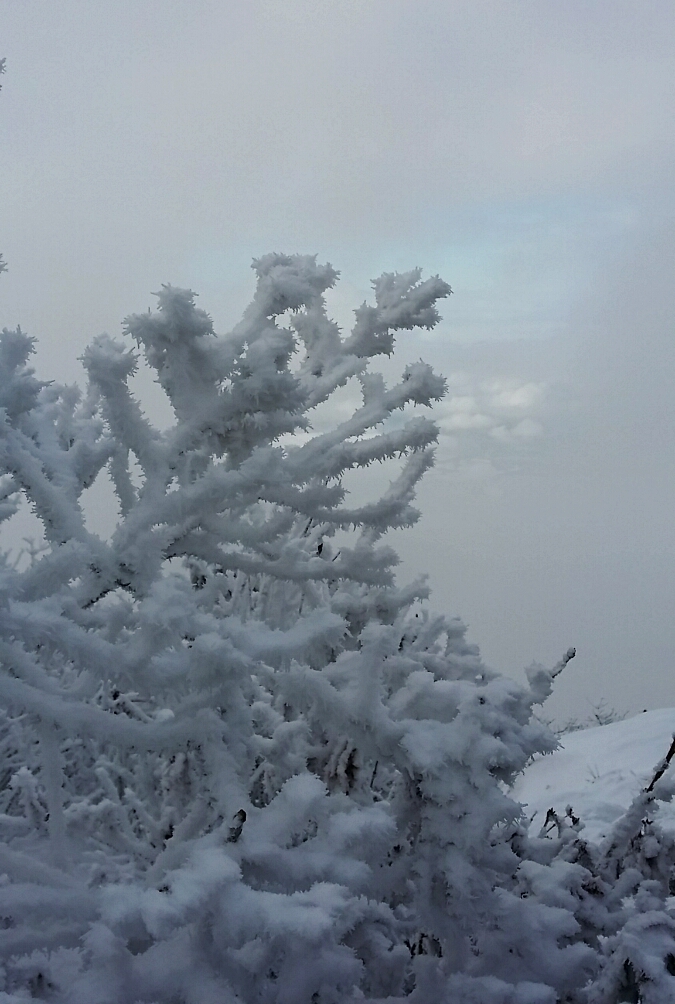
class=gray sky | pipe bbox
[2,0,675,721]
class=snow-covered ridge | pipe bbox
[513,708,675,843]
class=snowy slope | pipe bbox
[512,708,675,843]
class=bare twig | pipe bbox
[646,734,675,793]
[551,647,576,680]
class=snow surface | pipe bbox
[512,708,675,843]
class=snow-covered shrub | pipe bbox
[521,734,675,1004]
[0,246,600,1003]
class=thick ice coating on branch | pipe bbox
[345,269,452,358]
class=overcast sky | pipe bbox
[2,1,675,722]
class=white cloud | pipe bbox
[488,381,546,411]
[434,374,548,446]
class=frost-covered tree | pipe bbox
[0,246,673,1002]
[0,250,569,1002]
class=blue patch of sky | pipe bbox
[184,193,638,344]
